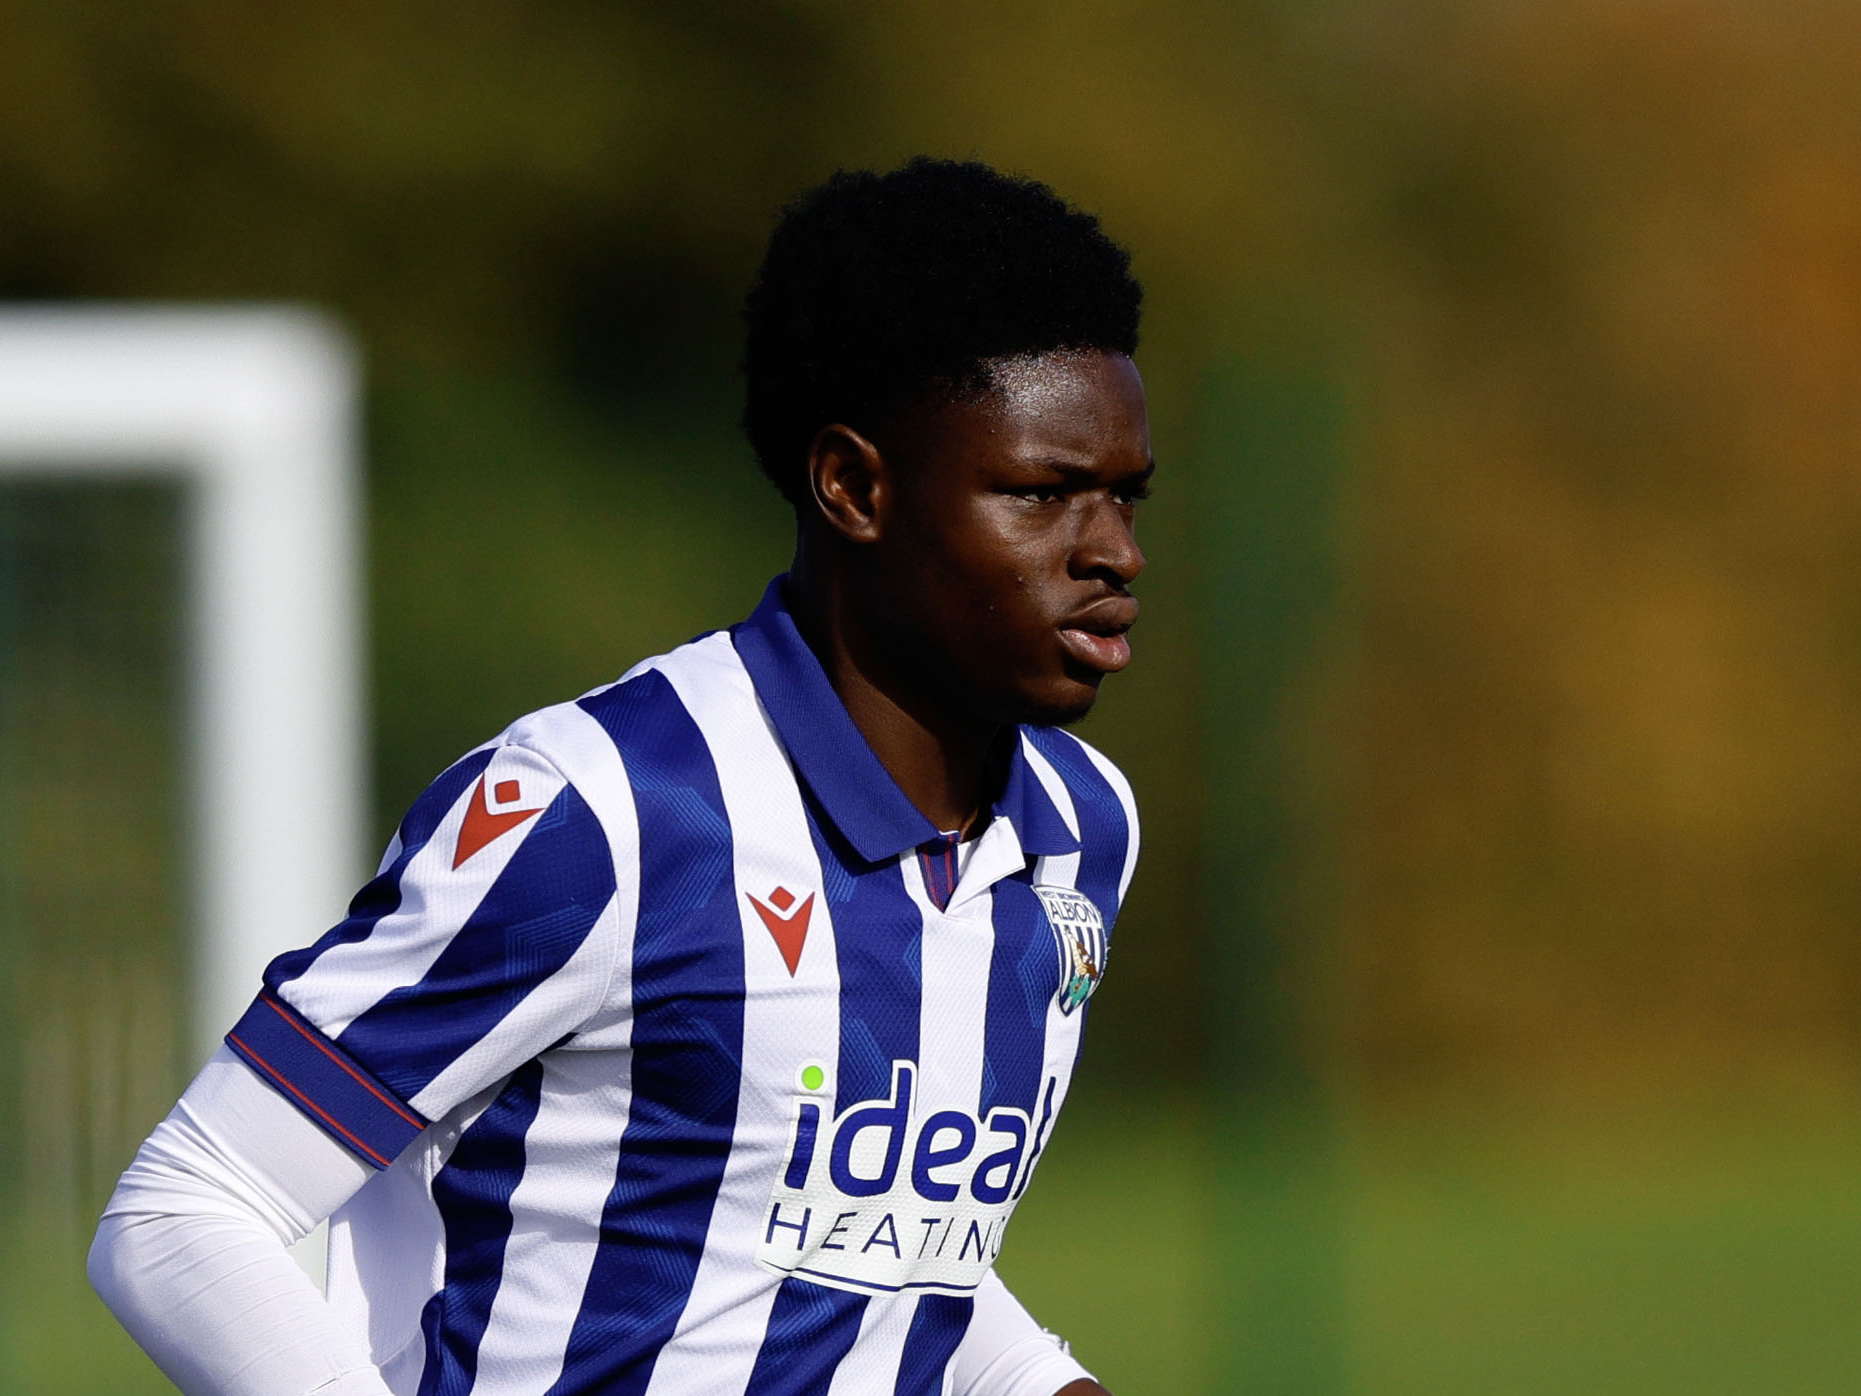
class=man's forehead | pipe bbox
[981,350,1148,452]
[928,348,1143,431]
[879,348,1148,476]
[987,347,1138,401]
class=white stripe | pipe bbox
[408,904,616,1119]
[503,697,646,1052]
[824,1293,920,1396]
[903,865,994,1117]
[1074,738,1141,904]
[1023,743,1082,891]
[1018,736,1081,841]
[466,1051,637,1394]
[366,693,649,1388]
[642,632,845,1395]
[1020,849,1087,1190]
[400,696,646,1117]
[279,744,569,1037]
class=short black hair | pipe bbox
[741,157,1143,506]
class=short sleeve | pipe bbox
[225,742,620,1168]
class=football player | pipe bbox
[92,157,1149,1396]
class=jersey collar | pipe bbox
[730,576,1082,865]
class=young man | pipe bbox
[92,158,1149,1396]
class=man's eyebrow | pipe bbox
[1027,457,1158,482]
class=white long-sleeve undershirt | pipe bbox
[90,1050,1095,1396]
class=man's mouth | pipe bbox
[1057,597,1138,675]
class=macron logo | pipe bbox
[748,886,814,975]
[453,776,545,869]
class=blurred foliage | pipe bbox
[3,0,1859,1150]
[1330,0,1861,1103]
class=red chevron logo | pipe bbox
[453,776,545,869]
[748,886,814,976]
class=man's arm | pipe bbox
[95,738,628,1392]
[950,1270,1109,1396]
[89,1049,390,1396]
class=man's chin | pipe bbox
[1001,676,1104,728]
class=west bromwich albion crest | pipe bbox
[1031,885,1108,1015]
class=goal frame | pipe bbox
[0,306,366,1065]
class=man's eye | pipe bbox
[1010,485,1065,503]
[1114,482,1153,506]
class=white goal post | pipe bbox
[0,306,366,1067]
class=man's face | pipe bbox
[863,348,1152,727]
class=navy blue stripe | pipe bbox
[731,577,938,863]
[1023,729,1130,924]
[1012,1076,1060,1202]
[224,991,425,1168]
[800,790,922,1111]
[810,785,916,1396]
[997,742,1081,856]
[545,670,746,1396]
[265,750,494,991]
[978,881,1056,1118]
[732,788,924,1396]
[1026,731,1129,1079]
[980,735,1129,1119]
[893,1295,975,1396]
[784,1104,822,1189]
[334,783,616,1101]
[413,1060,547,1396]
[742,1279,868,1396]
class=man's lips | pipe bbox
[1057,596,1138,675]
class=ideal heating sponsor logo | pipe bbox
[755,1061,1055,1296]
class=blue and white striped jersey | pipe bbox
[223,578,1139,1396]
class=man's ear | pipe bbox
[805,423,891,544]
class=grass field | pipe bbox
[9,1088,1860,1393]
[1000,1085,1861,1395]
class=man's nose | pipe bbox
[1076,496,1146,585]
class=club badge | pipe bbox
[1031,885,1108,1015]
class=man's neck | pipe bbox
[784,561,1006,836]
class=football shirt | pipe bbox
[223,577,1138,1395]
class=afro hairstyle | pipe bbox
[740,157,1143,506]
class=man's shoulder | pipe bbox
[1019,726,1140,918]
[1023,724,1138,816]
[480,628,758,785]
[1020,724,1141,893]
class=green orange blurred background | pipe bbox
[4,2,1860,1392]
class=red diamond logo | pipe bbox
[748,886,814,975]
[453,775,545,869]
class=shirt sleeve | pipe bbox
[950,1269,1097,1396]
[88,1048,391,1396]
[226,741,621,1168]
